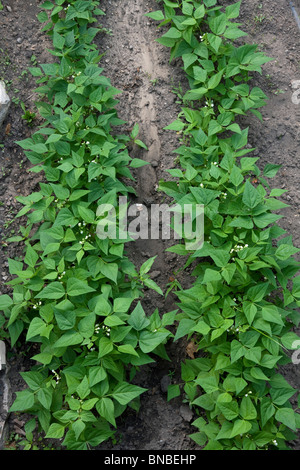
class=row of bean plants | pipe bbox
[0,0,175,450]
[147,0,300,450]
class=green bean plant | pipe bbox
[147,0,300,450]
[0,0,174,450]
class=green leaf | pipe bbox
[117,344,139,357]
[26,317,48,341]
[66,278,96,297]
[194,320,211,336]
[78,205,95,224]
[55,309,76,331]
[209,13,227,35]
[242,180,262,208]
[260,398,275,427]
[203,268,222,283]
[0,294,13,310]
[37,388,53,410]
[261,305,284,326]
[145,10,165,21]
[240,396,257,420]
[174,318,196,341]
[98,337,114,358]
[72,419,86,441]
[162,27,182,40]
[167,384,181,401]
[99,262,118,284]
[10,390,35,412]
[207,70,224,90]
[128,302,150,331]
[281,332,300,350]
[275,244,299,261]
[275,408,297,431]
[54,330,83,348]
[134,139,148,150]
[45,423,65,439]
[77,376,90,400]
[218,401,239,421]
[139,330,169,353]
[96,397,116,427]
[250,367,269,381]
[130,158,150,168]
[230,419,252,438]
[113,297,133,313]
[140,256,157,275]
[88,366,107,387]
[35,282,65,300]
[225,1,241,19]
[41,1,54,10]
[208,120,223,136]
[112,382,147,405]
[195,374,219,394]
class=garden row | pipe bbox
[147,0,300,450]
[0,0,175,450]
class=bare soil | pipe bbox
[0,0,300,451]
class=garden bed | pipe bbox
[0,0,300,451]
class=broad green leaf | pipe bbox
[98,337,114,358]
[35,282,65,300]
[139,330,169,353]
[230,419,252,438]
[0,294,13,310]
[66,278,96,297]
[45,423,65,439]
[54,330,83,348]
[128,302,150,331]
[145,10,165,21]
[112,382,147,405]
[10,390,35,412]
[240,396,257,420]
[275,408,297,431]
[242,180,262,208]
[96,397,116,427]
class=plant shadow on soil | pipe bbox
[1,0,300,450]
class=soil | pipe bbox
[0,0,300,451]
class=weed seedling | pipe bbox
[20,102,36,126]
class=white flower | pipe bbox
[86,141,90,145]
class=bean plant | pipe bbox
[0,0,174,450]
[147,0,300,450]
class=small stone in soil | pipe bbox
[179,404,194,422]
[149,270,161,279]
[160,375,171,393]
